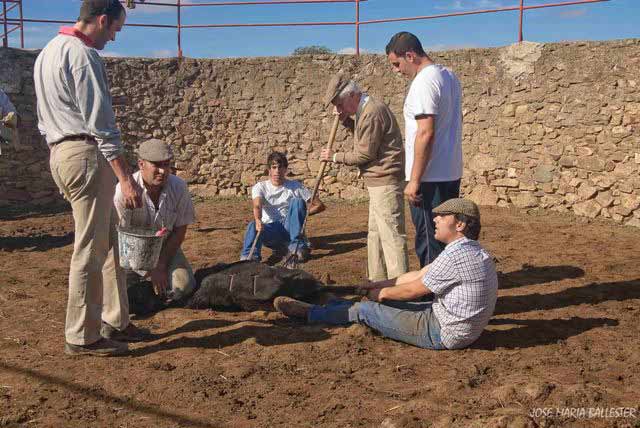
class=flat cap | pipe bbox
[323,72,351,107]
[433,198,480,219]
[137,139,173,162]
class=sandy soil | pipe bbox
[1,199,639,428]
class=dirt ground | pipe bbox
[1,199,639,428]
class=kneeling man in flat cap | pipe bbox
[274,198,498,350]
[114,139,197,301]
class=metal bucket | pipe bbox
[117,226,165,271]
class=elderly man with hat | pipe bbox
[320,72,408,281]
[114,139,197,304]
[274,198,498,350]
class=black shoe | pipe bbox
[64,338,128,357]
[101,322,150,342]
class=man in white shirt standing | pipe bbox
[34,0,145,357]
[114,139,197,302]
[386,31,463,267]
[240,151,324,263]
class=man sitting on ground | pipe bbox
[114,139,197,301]
[274,198,498,350]
[241,151,325,263]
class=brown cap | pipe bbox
[323,71,351,107]
[78,0,123,22]
[137,139,173,162]
[433,198,480,219]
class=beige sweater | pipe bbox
[334,96,404,187]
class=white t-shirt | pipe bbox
[404,64,463,182]
[114,171,196,232]
[252,179,311,224]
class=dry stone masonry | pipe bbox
[1,39,639,226]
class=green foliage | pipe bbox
[292,45,333,55]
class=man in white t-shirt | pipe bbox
[114,139,197,302]
[386,31,463,267]
[240,151,325,262]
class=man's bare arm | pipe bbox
[109,156,142,209]
[405,115,435,206]
[373,277,432,302]
[158,225,187,268]
[252,197,263,232]
[148,225,188,296]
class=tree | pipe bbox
[292,45,333,55]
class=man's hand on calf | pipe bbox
[148,264,169,298]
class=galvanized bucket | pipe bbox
[117,226,164,271]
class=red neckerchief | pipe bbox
[58,26,95,48]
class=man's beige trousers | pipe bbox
[367,183,409,281]
[167,248,196,300]
[50,139,129,345]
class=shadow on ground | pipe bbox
[0,203,69,221]
[309,231,367,260]
[498,264,585,289]
[474,317,618,350]
[132,321,330,357]
[0,232,74,252]
[495,278,640,315]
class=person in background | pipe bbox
[240,151,325,263]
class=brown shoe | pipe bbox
[273,296,312,320]
[65,338,128,357]
[101,322,150,342]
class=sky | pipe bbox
[5,0,639,58]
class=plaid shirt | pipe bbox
[422,237,498,349]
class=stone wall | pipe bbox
[1,39,639,225]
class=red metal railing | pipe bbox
[1,0,610,57]
[1,0,22,48]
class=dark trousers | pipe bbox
[409,180,461,267]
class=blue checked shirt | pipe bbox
[422,237,498,349]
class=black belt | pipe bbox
[54,135,96,145]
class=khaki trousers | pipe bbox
[50,139,129,345]
[367,183,409,281]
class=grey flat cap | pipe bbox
[138,139,173,162]
[433,198,481,219]
[323,71,351,107]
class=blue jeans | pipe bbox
[409,180,460,267]
[309,299,446,350]
[240,198,308,260]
